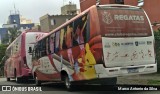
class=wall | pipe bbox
[141,0,160,26]
[40,14,75,32]
[40,14,51,32]
[61,4,77,15]
[0,28,8,44]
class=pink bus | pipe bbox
[4,30,47,83]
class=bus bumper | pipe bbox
[94,64,157,78]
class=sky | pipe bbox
[0,0,80,27]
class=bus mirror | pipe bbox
[28,47,32,54]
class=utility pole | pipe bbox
[14,3,17,14]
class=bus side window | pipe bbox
[46,37,50,54]
[73,14,89,45]
[81,14,89,43]
[41,39,47,57]
[73,17,81,46]
[37,42,41,58]
[66,23,73,48]
[32,46,37,59]
[55,31,60,53]
[60,28,67,50]
[49,33,55,54]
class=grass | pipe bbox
[147,80,160,85]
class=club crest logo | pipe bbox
[102,11,113,24]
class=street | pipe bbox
[0,77,159,94]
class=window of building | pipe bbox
[51,19,56,26]
[115,0,124,4]
[13,20,16,24]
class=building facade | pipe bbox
[0,28,8,44]
[61,2,77,15]
[40,14,75,32]
[0,13,35,44]
[40,3,78,32]
[79,0,160,31]
[20,16,32,24]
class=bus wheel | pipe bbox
[35,76,41,86]
[14,71,21,83]
[7,78,10,81]
[64,75,73,91]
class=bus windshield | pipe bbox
[98,7,152,37]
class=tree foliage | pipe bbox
[154,29,160,73]
[2,28,21,44]
[0,44,8,68]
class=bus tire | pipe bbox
[14,69,22,83]
[35,76,41,86]
[7,78,10,81]
[64,75,74,91]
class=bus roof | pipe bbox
[6,30,47,50]
[37,4,142,42]
[98,4,141,9]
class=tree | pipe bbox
[0,44,8,76]
[2,28,21,44]
[154,29,160,73]
[0,44,8,67]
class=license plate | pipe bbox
[127,68,139,73]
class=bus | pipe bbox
[4,30,47,83]
[30,4,157,90]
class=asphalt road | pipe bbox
[0,78,159,94]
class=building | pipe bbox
[20,16,32,24]
[79,0,160,31]
[40,2,78,32]
[0,13,35,44]
[2,13,35,31]
[40,14,75,32]
[32,23,41,31]
[0,28,8,44]
[61,2,77,15]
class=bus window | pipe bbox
[41,39,47,57]
[60,28,67,50]
[73,14,89,45]
[81,14,88,43]
[49,33,55,54]
[32,46,37,59]
[66,23,73,48]
[37,42,41,58]
[60,29,65,50]
[46,37,50,54]
[55,31,60,53]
